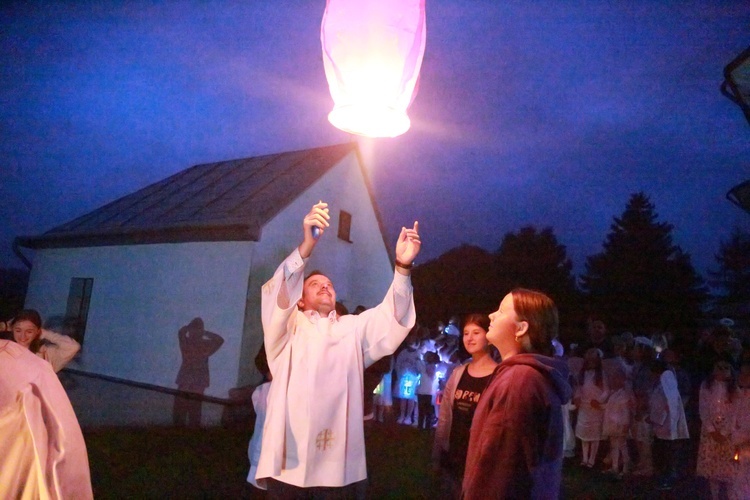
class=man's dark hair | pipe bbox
[304,270,328,283]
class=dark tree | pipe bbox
[580,192,707,336]
[411,244,497,326]
[411,228,580,332]
[494,226,577,297]
[709,228,750,319]
[494,226,581,337]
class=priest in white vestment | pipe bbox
[256,201,421,496]
[0,339,93,499]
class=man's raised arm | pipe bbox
[359,221,421,366]
[392,221,420,320]
[261,202,331,362]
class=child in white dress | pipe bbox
[602,367,635,476]
[575,348,610,468]
[247,346,272,490]
[730,358,750,500]
[697,357,736,500]
[373,356,394,423]
[395,336,421,425]
[416,351,440,429]
[563,357,582,459]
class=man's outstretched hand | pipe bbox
[395,221,421,274]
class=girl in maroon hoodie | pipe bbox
[462,289,572,500]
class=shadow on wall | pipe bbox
[173,317,224,428]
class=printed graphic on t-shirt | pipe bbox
[454,388,483,412]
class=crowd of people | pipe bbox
[347,312,749,499]
[562,318,750,499]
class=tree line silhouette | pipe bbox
[1,192,748,349]
[412,192,749,349]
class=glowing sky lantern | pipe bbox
[321,0,426,138]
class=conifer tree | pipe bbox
[580,192,707,333]
[710,228,750,312]
[494,226,580,327]
[494,226,575,293]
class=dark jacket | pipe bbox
[462,353,571,500]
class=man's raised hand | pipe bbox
[395,221,421,268]
[299,201,330,258]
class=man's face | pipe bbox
[299,273,336,315]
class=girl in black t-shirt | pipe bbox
[432,313,499,498]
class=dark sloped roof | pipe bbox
[722,45,750,127]
[17,143,357,249]
[721,46,750,216]
[728,179,750,215]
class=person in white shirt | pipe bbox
[575,348,610,468]
[602,367,635,477]
[395,335,421,425]
[649,359,689,490]
[416,350,440,430]
[12,309,81,373]
[256,201,421,498]
[246,345,272,491]
[0,338,93,499]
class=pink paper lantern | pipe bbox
[321,0,426,138]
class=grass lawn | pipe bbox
[83,418,708,499]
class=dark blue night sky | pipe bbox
[2,1,749,279]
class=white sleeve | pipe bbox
[261,248,306,365]
[357,271,416,368]
[39,329,81,372]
